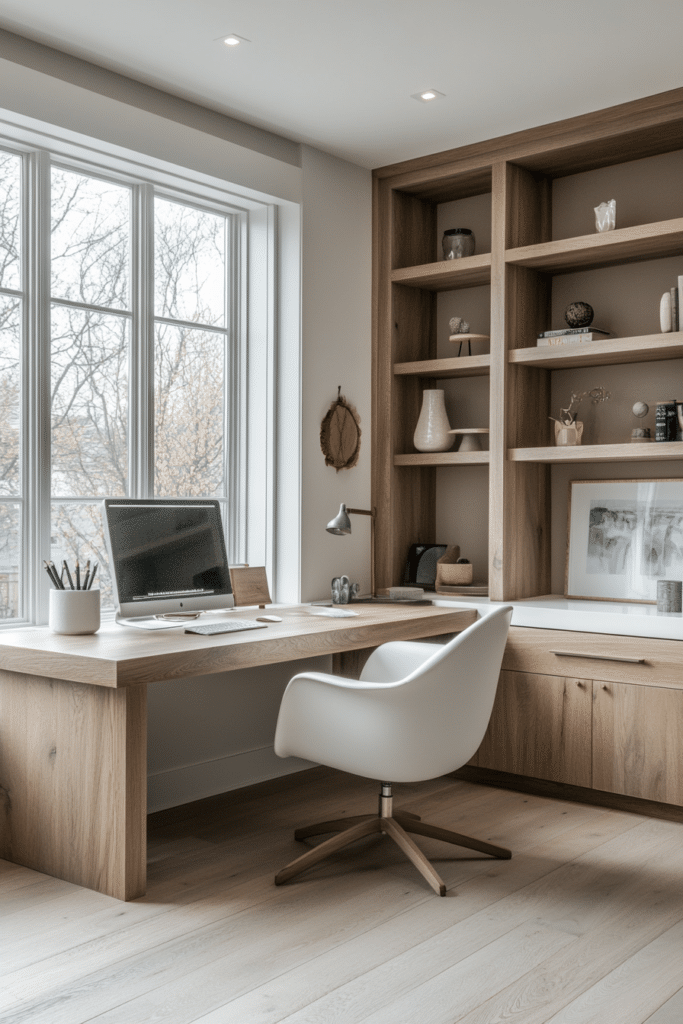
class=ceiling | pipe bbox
[0,0,682,169]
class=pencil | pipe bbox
[48,560,65,590]
[62,560,74,590]
[43,560,60,589]
[75,560,80,590]
[87,563,98,590]
[82,560,91,591]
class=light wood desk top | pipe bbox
[0,603,477,689]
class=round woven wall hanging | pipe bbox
[320,387,361,471]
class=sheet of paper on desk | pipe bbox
[306,607,359,617]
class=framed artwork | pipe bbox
[566,478,683,603]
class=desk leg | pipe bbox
[0,670,147,900]
[333,647,378,680]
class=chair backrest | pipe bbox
[357,605,513,782]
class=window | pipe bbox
[0,138,278,625]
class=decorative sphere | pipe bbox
[565,301,594,328]
[632,401,649,419]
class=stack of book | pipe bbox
[536,327,610,347]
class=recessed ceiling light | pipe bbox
[412,89,445,103]
[221,34,250,47]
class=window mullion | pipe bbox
[131,182,154,498]
[24,149,51,624]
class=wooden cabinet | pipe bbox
[592,681,683,805]
[472,628,683,810]
[477,669,592,787]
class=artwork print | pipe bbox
[566,479,683,602]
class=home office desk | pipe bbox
[0,603,476,900]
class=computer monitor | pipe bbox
[102,498,234,629]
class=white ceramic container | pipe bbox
[413,390,453,452]
[49,588,100,634]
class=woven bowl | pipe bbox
[437,563,473,586]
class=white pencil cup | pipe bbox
[49,588,101,635]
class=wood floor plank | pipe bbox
[543,920,683,1024]
[0,769,679,1024]
[643,986,683,1024]
[256,822,681,1024]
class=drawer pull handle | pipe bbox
[551,650,645,665]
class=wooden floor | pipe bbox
[2,767,683,1024]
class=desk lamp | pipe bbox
[326,503,376,597]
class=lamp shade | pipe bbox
[326,503,352,535]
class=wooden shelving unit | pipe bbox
[373,87,683,601]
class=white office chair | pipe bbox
[273,604,513,896]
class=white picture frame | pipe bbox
[566,478,683,603]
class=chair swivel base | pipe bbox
[274,784,511,897]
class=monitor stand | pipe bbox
[115,612,189,630]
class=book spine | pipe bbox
[678,275,683,333]
[536,333,599,346]
[655,401,678,442]
[671,287,679,332]
[538,327,610,338]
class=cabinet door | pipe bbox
[592,681,683,805]
[477,670,592,786]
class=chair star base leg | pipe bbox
[275,782,511,895]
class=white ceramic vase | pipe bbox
[413,390,453,452]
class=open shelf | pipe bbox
[508,442,683,464]
[395,451,490,466]
[394,353,490,379]
[510,333,683,370]
[391,254,491,291]
[505,217,683,275]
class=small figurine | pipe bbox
[631,401,652,443]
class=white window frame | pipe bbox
[0,123,281,628]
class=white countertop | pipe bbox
[430,593,683,642]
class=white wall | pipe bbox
[0,46,371,810]
[300,145,373,601]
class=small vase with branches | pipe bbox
[550,386,610,446]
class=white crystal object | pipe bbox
[594,199,616,232]
[449,316,462,333]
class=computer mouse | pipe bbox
[256,614,282,622]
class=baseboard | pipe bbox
[147,746,315,814]
[452,766,683,824]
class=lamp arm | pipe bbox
[345,507,376,596]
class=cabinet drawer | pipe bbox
[503,626,683,689]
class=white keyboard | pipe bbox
[185,619,268,636]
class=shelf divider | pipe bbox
[509,442,683,463]
[391,253,491,291]
[395,451,490,466]
[510,333,683,369]
[505,217,683,274]
[394,354,490,379]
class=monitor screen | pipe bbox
[102,498,234,623]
